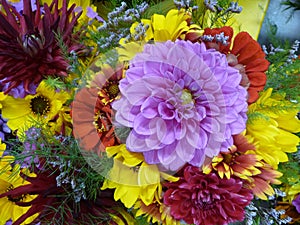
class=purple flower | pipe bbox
[86,6,104,22]
[10,0,38,13]
[1,79,37,98]
[113,40,247,171]
[293,195,300,213]
[0,114,11,140]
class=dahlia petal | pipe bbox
[123,80,150,105]
[126,131,149,152]
[141,97,159,119]
[157,142,177,165]
[143,150,160,164]
[133,114,154,135]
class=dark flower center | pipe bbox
[223,152,239,165]
[30,95,51,115]
[104,82,120,99]
[94,112,109,133]
[6,185,25,202]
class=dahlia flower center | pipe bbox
[6,185,26,202]
[22,33,44,57]
[181,89,193,105]
[30,95,50,115]
[194,191,215,210]
[94,112,109,133]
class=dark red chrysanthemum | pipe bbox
[203,26,270,104]
[163,165,253,225]
[0,0,84,94]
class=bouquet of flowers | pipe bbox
[0,0,299,224]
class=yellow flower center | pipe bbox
[181,89,193,105]
[30,95,50,115]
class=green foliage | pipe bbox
[281,0,300,21]
[278,153,300,185]
[7,124,113,202]
[265,52,300,102]
[192,0,242,28]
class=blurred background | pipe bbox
[258,0,300,45]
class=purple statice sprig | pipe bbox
[201,32,230,45]
[95,2,148,52]
[173,0,199,11]
[202,1,243,28]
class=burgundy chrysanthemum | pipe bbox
[0,0,84,94]
[163,165,253,225]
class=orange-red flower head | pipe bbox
[203,26,269,104]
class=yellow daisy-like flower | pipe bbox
[118,9,203,61]
[246,88,300,169]
[0,156,37,224]
[1,81,69,136]
[101,144,178,208]
[135,9,202,42]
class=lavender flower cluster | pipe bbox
[96,2,148,51]
[204,0,242,13]
[201,32,230,45]
[173,0,198,10]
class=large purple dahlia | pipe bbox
[113,40,247,171]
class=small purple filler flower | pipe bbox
[113,40,247,171]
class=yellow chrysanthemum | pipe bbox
[0,158,37,225]
[101,144,178,208]
[118,8,203,61]
[246,88,300,169]
[1,81,70,137]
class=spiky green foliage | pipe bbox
[7,123,113,201]
[265,45,300,101]
[192,0,242,28]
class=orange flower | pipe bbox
[72,87,119,153]
[203,26,269,104]
[72,66,124,153]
